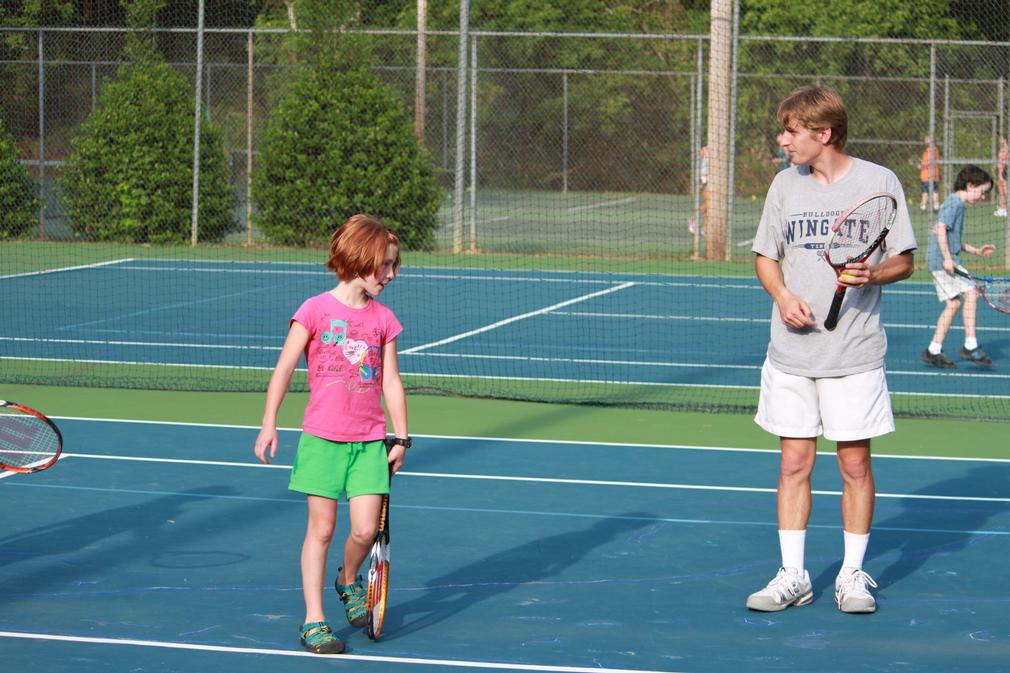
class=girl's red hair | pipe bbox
[326,214,401,281]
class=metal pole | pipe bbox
[469,36,477,253]
[452,0,470,253]
[415,0,427,141]
[38,29,46,239]
[943,75,951,196]
[929,43,937,211]
[562,71,569,193]
[190,0,206,246]
[694,37,704,260]
[442,70,449,170]
[246,29,254,246]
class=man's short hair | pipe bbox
[777,86,848,151]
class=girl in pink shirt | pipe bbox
[254,214,408,654]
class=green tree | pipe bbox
[253,0,440,248]
[60,0,236,244]
[254,65,441,248]
[0,118,39,239]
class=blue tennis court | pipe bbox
[3,258,1009,399]
[1,416,1007,672]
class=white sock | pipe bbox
[928,341,943,355]
[779,529,806,572]
[842,530,870,570]
[964,337,978,351]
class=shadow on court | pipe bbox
[0,486,251,600]
[380,511,656,641]
[810,465,1009,598]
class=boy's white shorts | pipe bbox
[754,358,895,442]
[931,269,976,302]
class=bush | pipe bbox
[0,120,39,239]
[61,61,236,244]
[254,66,441,249]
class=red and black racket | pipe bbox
[955,266,1010,315]
[365,464,392,640]
[823,192,897,331]
[0,400,63,473]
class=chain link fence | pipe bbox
[2,19,1010,418]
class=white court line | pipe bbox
[401,282,636,354]
[0,631,671,673]
[567,197,636,213]
[551,310,1010,333]
[0,336,279,350]
[47,453,1010,502]
[43,416,1010,463]
[0,258,134,281]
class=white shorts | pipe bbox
[930,269,976,302]
[754,358,895,442]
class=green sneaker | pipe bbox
[299,621,344,654]
[335,571,368,628]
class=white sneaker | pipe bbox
[995,208,1007,217]
[835,567,878,613]
[746,567,813,612]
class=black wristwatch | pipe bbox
[386,436,412,449]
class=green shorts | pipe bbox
[288,433,389,500]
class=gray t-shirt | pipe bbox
[752,158,917,377]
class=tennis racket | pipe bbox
[365,465,392,640]
[0,400,63,473]
[823,192,897,331]
[954,266,1010,314]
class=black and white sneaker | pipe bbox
[922,349,957,369]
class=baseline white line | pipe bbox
[0,258,134,281]
[0,336,278,351]
[0,631,672,673]
[50,454,1010,502]
[552,310,1010,333]
[567,196,636,213]
[401,282,636,354]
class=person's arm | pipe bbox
[253,321,310,464]
[755,253,815,329]
[935,221,955,273]
[963,241,996,257]
[866,251,914,285]
[381,338,408,474]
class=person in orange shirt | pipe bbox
[920,135,941,212]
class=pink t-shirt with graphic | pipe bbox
[292,292,403,442]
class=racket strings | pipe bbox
[828,200,893,262]
[0,414,58,469]
[986,281,1010,312]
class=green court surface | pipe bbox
[4,384,1005,460]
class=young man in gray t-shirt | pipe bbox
[746,86,917,615]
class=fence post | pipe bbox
[190,0,206,246]
[37,28,46,239]
[562,71,569,194]
[707,0,732,261]
[452,0,470,254]
[469,35,477,253]
[725,0,740,261]
[929,43,938,213]
[246,28,254,247]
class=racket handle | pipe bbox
[824,286,846,331]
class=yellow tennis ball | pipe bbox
[839,273,857,281]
